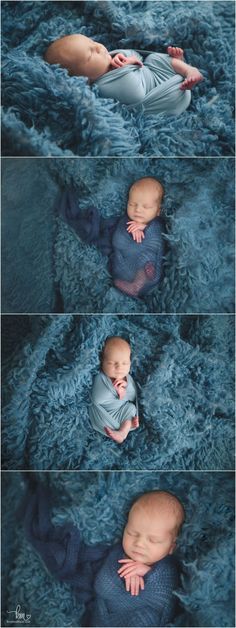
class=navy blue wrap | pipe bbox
[110,215,164,296]
[20,479,179,627]
[58,189,119,256]
[20,477,109,604]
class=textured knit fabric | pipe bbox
[21,479,179,628]
[89,372,138,435]
[110,215,164,296]
[96,49,191,115]
[90,544,179,627]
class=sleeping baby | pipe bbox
[89,336,139,443]
[44,34,203,116]
[22,479,185,627]
[59,176,165,299]
[111,176,164,297]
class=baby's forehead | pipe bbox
[129,496,180,525]
[129,178,163,197]
[103,339,131,356]
[60,33,91,51]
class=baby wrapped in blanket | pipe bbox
[111,176,165,297]
[44,35,203,115]
[22,478,185,627]
[59,176,165,299]
[89,336,139,443]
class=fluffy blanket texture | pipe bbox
[2,1,235,157]
[2,157,235,313]
[2,471,235,627]
[2,314,234,470]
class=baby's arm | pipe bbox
[111,53,143,69]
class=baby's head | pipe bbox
[127,177,164,225]
[123,491,185,565]
[101,336,131,380]
[44,34,111,80]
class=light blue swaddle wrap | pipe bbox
[95,49,191,115]
[89,371,138,435]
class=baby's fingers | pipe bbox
[134,232,144,243]
[140,576,145,590]
[131,577,136,596]
[134,576,140,596]
[118,559,134,564]
[125,577,131,592]
[114,379,125,387]
[118,566,136,577]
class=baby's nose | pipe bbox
[134,537,145,547]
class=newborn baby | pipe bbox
[58,176,165,299]
[89,336,139,443]
[44,34,204,116]
[23,480,185,627]
[111,176,164,297]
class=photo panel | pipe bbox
[1,0,235,157]
[2,470,235,627]
[2,313,234,471]
[2,157,235,314]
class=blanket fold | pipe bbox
[58,189,119,256]
[20,476,109,603]
[96,49,191,115]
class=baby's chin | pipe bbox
[127,215,148,224]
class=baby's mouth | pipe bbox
[132,550,146,558]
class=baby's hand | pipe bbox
[111,53,143,69]
[113,378,127,400]
[125,54,143,67]
[118,559,151,579]
[124,574,145,596]
[127,221,146,243]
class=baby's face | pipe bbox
[122,506,176,565]
[127,183,161,225]
[59,34,112,79]
[102,344,131,380]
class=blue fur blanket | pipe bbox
[2,157,235,314]
[2,314,234,471]
[2,0,235,157]
[2,471,235,627]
